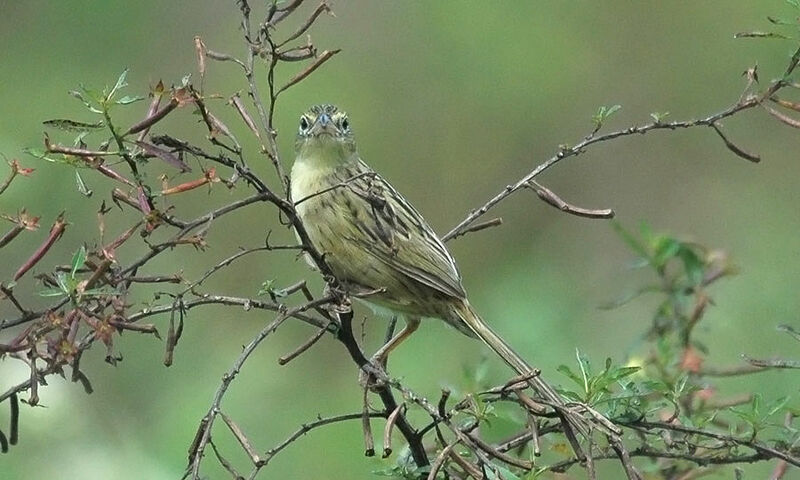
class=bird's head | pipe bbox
[294,104,356,159]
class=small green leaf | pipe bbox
[38,288,67,298]
[107,69,129,101]
[652,235,681,266]
[734,31,791,40]
[650,111,670,123]
[115,95,145,105]
[592,104,622,128]
[766,396,790,416]
[43,119,105,132]
[487,466,520,480]
[557,364,584,387]
[69,89,103,113]
[71,245,87,279]
[556,389,584,403]
[678,246,705,285]
[75,170,93,197]
[673,372,689,395]
[777,324,800,342]
[752,393,762,416]
[55,271,71,293]
[611,221,651,262]
[23,147,64,164]
[81,288,112,297]
[767,16,796,25]
[79,84,104,104]
[575,348,591,394]
[608,366,641,382]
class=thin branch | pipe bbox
[275,49,340,95]
[443,45,800,240]
[277,322,330,365]
[246,412,384,478]
[527,180,615,219]
[125,294,329,331]
[710,123,761,162]
[188,295,334,479]
[742,354,800,369]
[444,217,503,242]
[220,412,262,466]
[277,2,332,48]
[624,420,800,468]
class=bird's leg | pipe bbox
[371,316,420,368]
[359,317,420,390]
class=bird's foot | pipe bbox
[358,357,389,391]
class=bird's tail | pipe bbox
[452,300,566,408]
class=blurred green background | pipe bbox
[1,1,799,478]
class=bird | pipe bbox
[289,104,569,413]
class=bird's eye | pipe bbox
[341,117,350,130]
[299,116,310,132]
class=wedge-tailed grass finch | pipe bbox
[290,104,568,411]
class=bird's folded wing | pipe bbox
[345,167,466,299]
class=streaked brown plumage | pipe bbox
[291,104,571,413]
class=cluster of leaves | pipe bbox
[0,66,236,436]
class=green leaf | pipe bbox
[556,389,584,403]
[752,393,762,416]
[38,288,67,298]
[257,279,276,296]
[677,246,705,285]
[767,16,796,25]
[766,396,790,416]
[733,31,791,40]
[611,221,651,262]
[81,288,114,297]
[55,271,71,293]
[730,406,757,424]
[777,324,800,342]
[592,104,622,128]
[79,84,105,107]
[69,89,103,113]
[23,147,64,164]
[487,465,520,480]
[75,170,93,197]
[557,364,584,387]
[115,95,145,105]
[650,111,670,123]
[107,69,129,101]
[575,348,591,394]
[43,119,105,132]
[608,366,641,382]
[71,245,87,279]
[673,372,689,396]
[652,235,681,266]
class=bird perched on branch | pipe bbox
[290,104,570,415]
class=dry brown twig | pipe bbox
[1,1,799,479]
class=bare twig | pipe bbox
[527,180,615,219]
[444,46,800,240]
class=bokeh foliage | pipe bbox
[1,1,800,479]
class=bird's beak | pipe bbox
[310,113,336,136]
